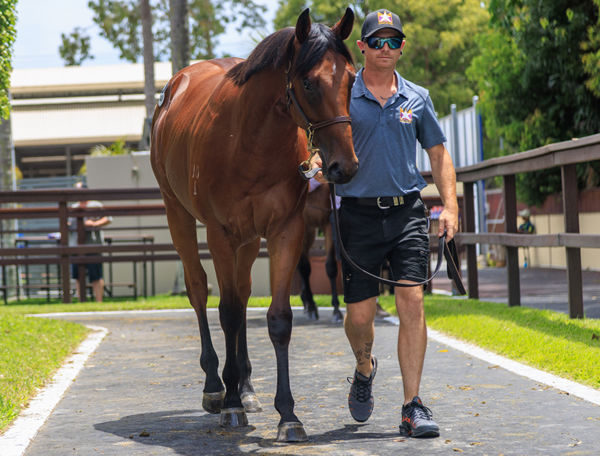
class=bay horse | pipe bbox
[151,8,357,442]
[298,180,343,322]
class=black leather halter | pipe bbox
[285,66,351,178]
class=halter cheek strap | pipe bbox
[285,64,352,179]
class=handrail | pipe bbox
[455,133,600,318]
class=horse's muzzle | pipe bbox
[324,159,358,184]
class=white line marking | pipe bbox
[0,325,108,456]
[383,315,600,406]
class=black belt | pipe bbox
[342,192,419,209]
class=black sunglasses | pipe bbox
[365,36,404,50]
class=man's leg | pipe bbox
[345,296,378,422]
[92,278,104,302]
[394,283,426,403]
[344,297,377,376]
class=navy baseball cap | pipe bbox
[361,9,404,40]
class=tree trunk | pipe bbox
[169,0,190,74]
[140,0,155,150]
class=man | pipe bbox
[518,208,535,267]
[70,182,112,302]
[316,9,458,437]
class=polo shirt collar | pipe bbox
[353,68,408,102]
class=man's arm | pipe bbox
[426,143,459,241]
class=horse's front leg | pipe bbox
[267,216,308,442]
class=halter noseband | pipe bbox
[285,63,352,179]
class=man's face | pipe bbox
[357,28,405,70]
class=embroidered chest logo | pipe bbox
[377,11,393,24]
[399,107,413,124]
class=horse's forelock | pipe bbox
[291,23,354,80]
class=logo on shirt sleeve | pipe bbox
[399,107,413,123]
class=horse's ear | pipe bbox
[332,7,354,41]
[295,8,311,44]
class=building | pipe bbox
[10,62,173,178]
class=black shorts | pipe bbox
[339,193,429,303]
[72,263,103,282]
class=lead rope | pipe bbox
[329,184,446,288]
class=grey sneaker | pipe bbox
[400,396,440,438]
[347,356,377,422]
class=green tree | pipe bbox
[86,0,266,62]
[467,0,600,206]
[59,27,95,66]
[0,0,17,193]
[274,0,489,116]
[0,0,16,119]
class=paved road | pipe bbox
[23,308,600,456]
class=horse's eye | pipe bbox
[302,79,313,91]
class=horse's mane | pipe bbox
[226,23,354,85]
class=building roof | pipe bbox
[10,62,176,146]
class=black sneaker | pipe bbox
[400,396,440,438]
[347,356,377,422]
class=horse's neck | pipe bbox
[238,70,301,149]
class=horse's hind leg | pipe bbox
[236,239,262,413]
[324,223,343,323]
[299,228,319,320]
[298,251,319,320]
[163,199,224,413]
[206,225,249,427]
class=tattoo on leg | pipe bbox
[355,342,373,369]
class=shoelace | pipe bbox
[347,375,372,402]
[407,402,433,421]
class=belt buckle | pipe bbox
[376,196,404,209]
[376,197,390,209]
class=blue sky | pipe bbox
[13,0,279,69]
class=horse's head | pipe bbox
[287,8,359,184]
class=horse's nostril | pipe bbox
[327,161,356,184]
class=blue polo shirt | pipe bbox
[336,68,446,198]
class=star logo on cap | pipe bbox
[377,11,393,25]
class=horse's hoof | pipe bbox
[307,310,319,321]
[241,391,263,413]
[277,422,308,442]
[331,310,343,323]
[202,390,225,414]
[219,407,248,427]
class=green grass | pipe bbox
[378,294,600,389]
[0,311,89,432]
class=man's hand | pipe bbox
[310,155,328,184]
[438,206,459,241]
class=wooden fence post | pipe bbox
[561,164,584,318]
[463,181,478,299]
[503,174,521,307]
[58,201,71,303]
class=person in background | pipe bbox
[70,181,112,302]
[518,208,535,267]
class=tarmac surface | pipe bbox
[21,305,600,456]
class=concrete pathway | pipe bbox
[17,308,600,456]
